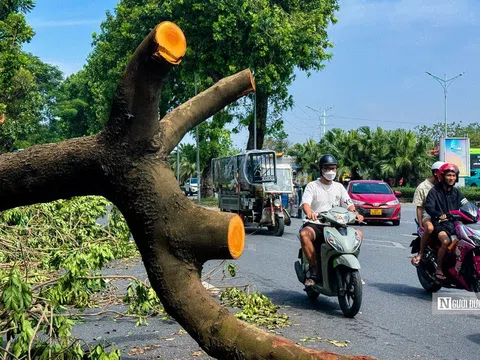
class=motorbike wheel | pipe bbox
[274,215,285,236]
[306,287,320,300]
[336,267,362,318]
[417,266,441,293]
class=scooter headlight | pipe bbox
[353,231,363,251]
[325,230,344,252]
[273,199,282,207]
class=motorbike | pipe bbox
[294,206,364,317]
[410,201,480,296]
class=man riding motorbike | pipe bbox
[299,154,364,286]
[425,163,467,280]
[411,161,445,266]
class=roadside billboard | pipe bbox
[470,148,480,170]
[439,137,470,177]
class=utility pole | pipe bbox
[195,73,201,204]
[176,145,180,183]
[306,105,333,140]
[253,71,257,150]
[425,71,464,137]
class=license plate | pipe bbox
[370,209,382,215]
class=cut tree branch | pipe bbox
[104,21,187,147]
[0,136,104,211]
[159,69,255,156]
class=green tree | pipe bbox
[263,134,290,153]
[295,127,434,185]
[64,0,339,150]
[415,121,480,147]
[0,1,63,152]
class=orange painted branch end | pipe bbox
[228,215,245,259]
[249,70,256,92]
[154,21,186,64]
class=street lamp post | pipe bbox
[425,71,464,137]
[195,73,200,204]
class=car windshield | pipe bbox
[351,182,392,195]
[190,178,198,184]
[264,168,293,193]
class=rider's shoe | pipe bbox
[304,265,318,287]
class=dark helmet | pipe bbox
[319,154,337,168]
[438,163,459,183]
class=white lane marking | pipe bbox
[363,238,406,249]
[363,243,401,249]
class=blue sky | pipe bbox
[24,0,480,148]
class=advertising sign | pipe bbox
[439,137,470,177]
[471,148,480,170]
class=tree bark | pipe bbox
[0,21,374,360]
[201,159,215,198]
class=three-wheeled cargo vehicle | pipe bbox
[212,150,293,236]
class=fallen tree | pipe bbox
[0,21,373,360]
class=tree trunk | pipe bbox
[0,21,373,360]
[246,90,268,150]
[201,159,215,198]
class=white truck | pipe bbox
[184,178,198,195]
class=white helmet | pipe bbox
[431,161,445,171]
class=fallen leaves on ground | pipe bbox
[128,345,161,355]
[299,336,350,347]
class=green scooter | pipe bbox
[294,206,364,318]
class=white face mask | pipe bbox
[323,170,336,181]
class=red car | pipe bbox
[347,180,402,226]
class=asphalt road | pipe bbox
[73,204,480,359]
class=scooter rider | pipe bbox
[425,163,467,280]
[411,161,445,266]
[300,154,364,286]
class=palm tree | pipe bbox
[295,127,434,186]
[168,143,198,183]
[294,138,323,179]
[378,129,433,186]
[321,128,366,180]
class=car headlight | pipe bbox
[325,230,344,252]
[386,199,399,205]
[273,199,282,207]
[353,231,363,251]
[352,199,365,205]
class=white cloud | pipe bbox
[30,19,101,28]
[336,0,477,29]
